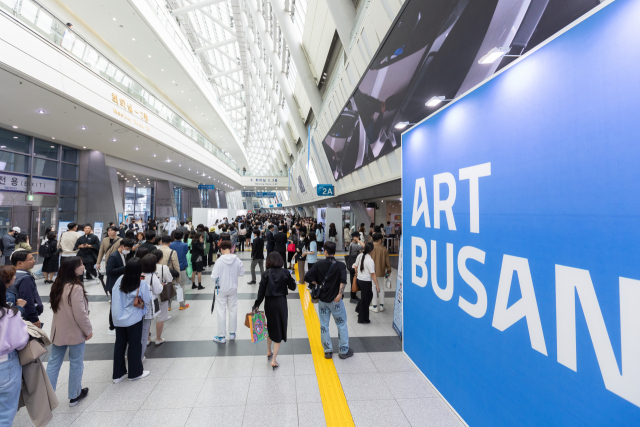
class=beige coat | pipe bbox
[96,236,122,265]
[157,245,180,279]
[57,230,79,256]
[50,284,92,346]
[371,242,392,278]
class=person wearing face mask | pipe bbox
[46,257,93,407]
[105,239,135,336]
[95,226,122,272]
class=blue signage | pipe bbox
[198,184,215,190]
[402,2,640,427]
[255,191,276,198]
[269,205,274,208]
[316,184,334,196]
[276,204,282,207]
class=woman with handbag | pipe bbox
[111,258,151,382]
[0,272,29,426]
[45,256,93,407]
[152,249,175,345]
[238,224,247,252]
[352,243,379,324]
[141,254,163,355]
[252,252,296,369]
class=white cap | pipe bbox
[12,227,20,233]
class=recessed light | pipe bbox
[51,138,55,140]
[13,137,17,139]
[38,110,45,114]
[12,126,17,129]
[112,17,116,21]
[179,164,181,167]
[112,138,117,142]
[83,146,87,149]
[135,147,139,150]
[161,69,164,71]
[50,145,55,148]
[132,38,135,41]
[153,154,156,157]
[148,55,151,58]
[81,126,86,130]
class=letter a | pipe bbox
[412,178,431,227]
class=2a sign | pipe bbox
[317,184,334,196]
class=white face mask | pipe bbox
[74,265,85,276]
[122,250,131,255]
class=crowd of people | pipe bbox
[0,211,395,425]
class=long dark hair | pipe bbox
[120,258,143,294]
[15,233,28,244]
[359,243,374,272]
[50,256,87,313]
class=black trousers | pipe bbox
[113,319,144,379]
[208,251,215,266]
[238,238,245,252]
[277,251,286,266]
[108,295,115,330]
[83,260,96,280]
[356,279,373,322]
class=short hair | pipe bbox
[83,224,92,230]
[265,252,284,269]
[351,231,360,238]
[324,241,336,255]
[125,230,135,239]
[161,235,172,244]
[218,240,232,251]
[278,225,284,232]
[180,221,185,226]
[373,233,383,242]
[11,250,30,266]
[68,222,77,230]
[141,253,157,273]
[107,226,118,232]
[0,265,16,283]
[152,249,164,262]
[136,247,150,259]
[253,229,260,236]
[268,224,274,230]
[47,231,57,240]
[121,238,136,249]
[387,221,390,224]
[309,232,316,241]
[145,231,156,241]
[173,231,184,240]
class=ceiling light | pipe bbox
[38,110,45,114]
[12,137,17,139]
[83,146,86,148]
[166,159,171,162]
[478,47,510,64]
[394,121,415,130]
[148,55,151,58]
[132,38,135,41]
[161,69,164,71]
[179,164,181,167]
[12,126,17,129]
[51,138,55,140]
[112,138,117,142]
[135,147,139,150]
[153,154,156,157]
[425,96,448,107]
[112,17,116,21]
[81,126,86,130]
[50,145,55,148]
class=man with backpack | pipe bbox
[1,227,20,265]
[9,250,43,328]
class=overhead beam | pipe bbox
[219,87,245,97]
[170,0,227,16]
[232,116,247,122]
[208,67,243,79]
[226,104,246,112]
[196,33,240,64]
[195,38,236,54]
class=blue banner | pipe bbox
[402,2,640,426]
[198,184,215,190]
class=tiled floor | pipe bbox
[12,252,464,427]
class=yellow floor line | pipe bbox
[295,265,355,427]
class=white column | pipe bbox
[270,0,323,115]
[322,0,357,49]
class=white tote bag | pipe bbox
[175,286,184,303]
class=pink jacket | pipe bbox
[50,284,92,346]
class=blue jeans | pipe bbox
[318,299,349,355]
[0,351,22,427]
[46,342,85,399]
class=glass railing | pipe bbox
[0,0,242,173]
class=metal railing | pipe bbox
[0,0,242,173]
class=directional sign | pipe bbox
[317,184,334,196]
[198,184,215,190]
[277,204,282,207]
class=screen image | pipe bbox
[322,0,601,180]
[297,175,306,194]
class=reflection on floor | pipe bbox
[12,251,464,427]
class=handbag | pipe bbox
[385,274,392,289]
[168,250,180,279]
[18,338,47,366]
[287,243,295,252]
[310,260,337,303]
[159,266,177,302]
[134,287,145,309]
[246,311,269,343]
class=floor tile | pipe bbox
[78,360,115,384]
[338,372,394,401]
[126,408,191,427]
[246,376,297,405]
[381,372,438,399]
[141,379,205,409]
[397,398,465,427]
[251,354,294,376]
[333,352,377,374]
[293,354,316,376]
[84,380,159,412]
[349,399,411,427]
[53,382,111,413]
[185,406,245,427]
[208,355,254,377]
[369,352,417,373]
[70,410,136,427]
[295,375,322,403]
[195,376,251,407]
[140,357,175,380]
[242,403,298,427]
[297,402,327,427]
[162,357,215,380]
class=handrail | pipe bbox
[0,0,242,173]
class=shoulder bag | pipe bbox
[134,287,145,309]
[159,265,178,302]
[168,250,180,279]
[310,260,337,303]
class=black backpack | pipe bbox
[38,241,49,257]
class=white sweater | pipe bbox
[211,254,245,293]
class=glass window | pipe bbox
[59,213,77,221]
[58,197,77,212]
[0,152,30,173]
[60,163,78,180]
[59,180,78,196]
[33,158,58,177]
[34,139,58,159]
[62,147,79,164]
[0,129,30,153]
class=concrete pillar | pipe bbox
[350,201,370,232]
[322,0,357,49]
[271,0,323,114]
[155,181,177,219]
[77,151,120,226]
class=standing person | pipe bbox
[1,227,20,265]
[247,229,264,285]
[229,225,238,254]
[46,257,92,407]
[347,232,363,304]
[74,224,100,283]
[238,224,247,252]
[2,266,25,315]
[287,228,298,270]
[58,222,80,260]
[41,231,59,284]
[252,252,296,369]
[295,232,308,284]
[384,221,393,236]
[105,239,135,336]
[118,223,127,239]
[152,249,173,346]
[176,221,189,236]
[307,232,318,271]
[190,232,205,290]
[14,233,31,252]
[169,231,189,311]
[266,224,275,256]
[328,223,337,244]
[141,254,163,354]
[208,227,219,266]
[304,242,353,359]
[139,231,157,252]
[0,275,29,426]
[353,243,379,324]
[95,226,122,271]
[343,225,351,252]
[315,224,324,252]
[10,251,42,327]
[111,258,151,382]
[273,225,287,264]
[370,233,392,313]
[210,240,244,344]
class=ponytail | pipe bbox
[359,243,374,273]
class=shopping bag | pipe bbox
[247,311,269,343]
[385,275,392,289]
[176,286,184,303]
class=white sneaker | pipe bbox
[379,305,385,312]
[369,306,379,313]
[212,336,226,344]
[229,333,236,340]
[128,371,150,381]
[107,329,116,336]
[113,374,127,384]
[166,315,172,321]
[142,356,146,363]
[155,339,165,346]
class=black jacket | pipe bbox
[273,232,288,252]
[253,268,297,310]
[139,241,157,253]
[12,272,43,323]
[251,237,264,260]
[106,250,126,293]
[304,257,348,303]
[266,231,275,251]
[190,241,204,261]
[74,234,100,264]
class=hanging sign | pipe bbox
[316,184,334,196]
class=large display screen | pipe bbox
[322,0,601,180]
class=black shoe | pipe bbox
[69,388,88,407]
[192,284,198,289]
[339,348,354,359]
[247,281,256,284]
[324,352,333,359]
[357,320,371,324]
[197,284,205,290]
[349,297,359,304]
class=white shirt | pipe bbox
[353,254,375,281]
